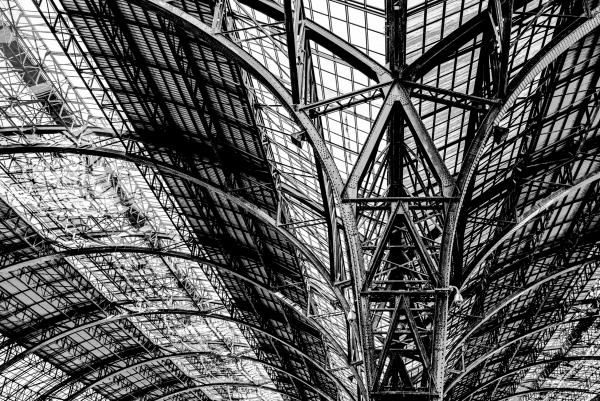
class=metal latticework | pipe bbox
[0,1,599,401]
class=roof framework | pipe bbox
[0,0,599,401]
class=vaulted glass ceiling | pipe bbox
[0,1,600,401]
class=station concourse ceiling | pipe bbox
[0,1,600,401]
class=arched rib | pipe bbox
[0,244,348,369]
[436,5,600,387]
[463,168,600,286]
[21,0,374,387]
[447,257,599,360]
[457,355,600,401]
[445,313,600,393]
[152,382,300,401]
[0,308,354,401]
[56,351,333,401]
[493,387,598,401]
[0,144,343,310]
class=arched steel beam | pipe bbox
[447,257,599,362]
[0,302,107,344]
[151,382,300,401]
[2,125,329,222]
[0,142,357,388]
[0,125,70,135]
[235,0,390,82]
[129,2,452,392]
[466,84,600,214]
[53,351,334,401]
[0,308,355,401]
[463,168,600,285]
[0,144,345,309]
[449,5,600,289]
[114,377,183,401]
[435,4,600,389]
[493,388,599,401]
[456,355,600,401]
[0,245,310,309]
[0,144,353,378]
[445,313,600,393]
[24,0,373,390]
[34,345,155,401]
[0,244,347,362]
[483,229,600,285]
[128,0,344,197]
[124,9,368,382]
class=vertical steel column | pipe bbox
[385,0,406,77]
[387,0,405,196]
[431,284,449,401]
[363,1,444,399]
[283,0,300,104]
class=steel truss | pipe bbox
[1,0,600,401]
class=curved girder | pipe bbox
[0,244,347,361]
[0,302,106,342]
[0,308,355,401]
[152,382,299,401]
[457,355,600,400]
[34,345,156,401]
[469,134,600,212]
[114,377,183,401]
[127,2,372,390]
[130,0,340,196]
[447,257,598,362]
[0,143,357,388]
[436,4,600,386]
[445,313,600,393]
[493,388,599,401]
[2,125,332,223]
[463,168,600,286]
[450,4,600,287]
[55,351,334,401]
[8,0,375,388]
[480,228,600,284]
[0,144,344,308]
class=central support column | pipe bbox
[360,1,446,400]
[353,0,465,399]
